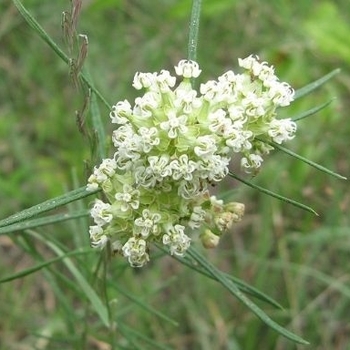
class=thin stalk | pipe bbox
[187,0,202,62]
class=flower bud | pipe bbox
[200,229,220,249]
[224,202,245,222]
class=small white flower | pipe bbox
[87,158,117,190]
[86,177,99,191]
[113,151,136,170]
[227,105,245,122]
[174,89,202,114]
[147,155,172,181]
[225,129,253,153]
[170,154,197,181]
[200,80,219,101]
[132,72,157,90]
[112,124,135,146]
[194,135,217,158]
[268,118,297,144]
[110,100,132,124]
[238,55,264,76]
[112,125,142,159]
[174,60,202,78]
[188,206,206,229]
[242,92,267,118]
[155,69,176,92]
[215,80,236,103]
[160,111,188,139]
[133,91,160,118]
[267,81,295,107]
[91,167,108,184]
[258,64,276,83]
[90,199,113,226]
[133,165,152,187]
[134,209,162,238]
[115,184,140,212]
[198,155,229,182]
[218,70,237,84]
[208,109,232,135]
[99,158,117,177]
[122,237,150,267]
[241,154,264,172]
[138,126,160,153]
[178,178,203,199]
[89,225,109,248]
[162,224,191,256]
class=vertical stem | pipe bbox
[187,0,202,62]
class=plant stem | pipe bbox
[187,0,202,62]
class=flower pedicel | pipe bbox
[87,55,296,267]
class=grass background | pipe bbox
[1,0,349,349]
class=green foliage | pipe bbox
[305,2,350,64]
[1,0,349,349]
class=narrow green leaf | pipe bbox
[0,210,90,235]
[187,247,309,345]
[177,253,283,309]
[12,0,68,63]
[118,323,171,350]
[11,0,111,110]
[115,285,178,327]
[116,322,152,350]
[0,249,92,283]
[294,69,340,100]
[90,89,107,159]
[27,230,110,327]
[155,244,282,309]
[12,235,79,332]
[266,141,347,180]
[80,74,111,110]
[228,172,318,215]
[243,252,350,300]
[13,232,101,311]
[187,0,202,62]
[0,187,98,228]
[292,99,335,121]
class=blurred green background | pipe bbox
[1,0,349,349]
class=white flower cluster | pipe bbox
[87,55,296,267]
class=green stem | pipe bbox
[187,0,202,62]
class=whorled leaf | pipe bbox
[0,187,98,228]
[228,172,318,215]
[186,247,309,345]
[294,68,340,99]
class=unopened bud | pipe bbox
[224,202,245,222]
[200,229,220,249]
[214,212,235,232]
